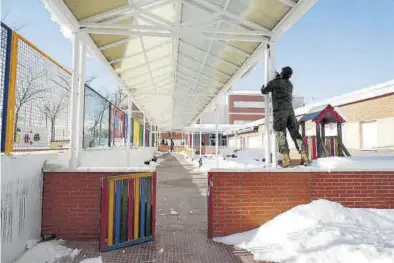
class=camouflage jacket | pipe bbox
[261,78,293,112]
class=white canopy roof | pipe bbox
[43,0,317,130]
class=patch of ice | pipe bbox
[79,256,103,263]
[15,240,80,263]
[214,200,394,263]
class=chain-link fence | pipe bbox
[0,22,153,153]
[83,86,110,148]
[13,35,71,151]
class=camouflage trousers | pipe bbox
[273,110,306,154]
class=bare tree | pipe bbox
[14,66,49,141]
[89,99,110,147]
[1,8,28,32]
[39,74,71,142]
[113,87,128,108]
[39,73,96,142]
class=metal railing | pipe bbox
[0,22,151,154]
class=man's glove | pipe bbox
[260,85,265,94]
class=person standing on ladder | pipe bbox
[261,66,310,167]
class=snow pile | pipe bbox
[214,200,394,263]
[15,240,80,263]
[311,156,394,171]
[196,155,264,172]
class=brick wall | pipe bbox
[42,171,153,239]
[229,113,264,124]
[208,171,394,238]
[228,94,265,114]
[339,93,394,122]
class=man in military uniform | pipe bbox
[261,66,310,167]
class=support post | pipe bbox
[301,121,306,138]
[76,42,86,164]
[320,121,326,149]
[199,116,202,158]
[263,43,271,166]
[69,32,81,169]
[127,96,132,166]
[143,115,146,148]
[269,42,277,167]
[215,100,219,168]
[316,123,321,158]
[149,121,153,147]
[191,132,194,159]
[337,122,343,156]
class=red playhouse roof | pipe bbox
[298,104,345,124]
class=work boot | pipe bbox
[300,152,311,166]
[281,153,291,168]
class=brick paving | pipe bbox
[61,153,264,263]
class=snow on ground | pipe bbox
[310,156,394,170]
[214,200,394,263]
[180,148,394,172]
[15,239,80,263]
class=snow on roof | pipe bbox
[185,124,243,133]
[230,90,262,95]
[295,79,394,116]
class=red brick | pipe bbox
[41,171,142,239]
[208,171,394,238]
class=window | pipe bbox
[233,101,265,108]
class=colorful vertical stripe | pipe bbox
[107,180,115,246]
[127,180,134,240]
[114,180,121,244]
[5,32,19,154]
[133,177,140,240]
[100,179,109,251]
[139,177,146,238]
[1,23,12,153]
[101,173,154,252]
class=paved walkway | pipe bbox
[63,153,262,263]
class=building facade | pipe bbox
[228,91,265,125]
[227,91,306,125]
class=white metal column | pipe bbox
[199,116,202,158]
[127,96,132,166]
[263,43,272,167]
[143,116,146,148]
[69,32,81,169]
[215,100,219,168]
[191,132,194,158]
[269,42,277,167]
[75,41,86,166]
[149,121,152,147]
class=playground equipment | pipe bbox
[299,104,351,160]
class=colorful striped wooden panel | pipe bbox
[100,173,155,252]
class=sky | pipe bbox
[2,0,394,102]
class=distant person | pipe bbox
[261,66,310,167]
[170,139,174,152]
